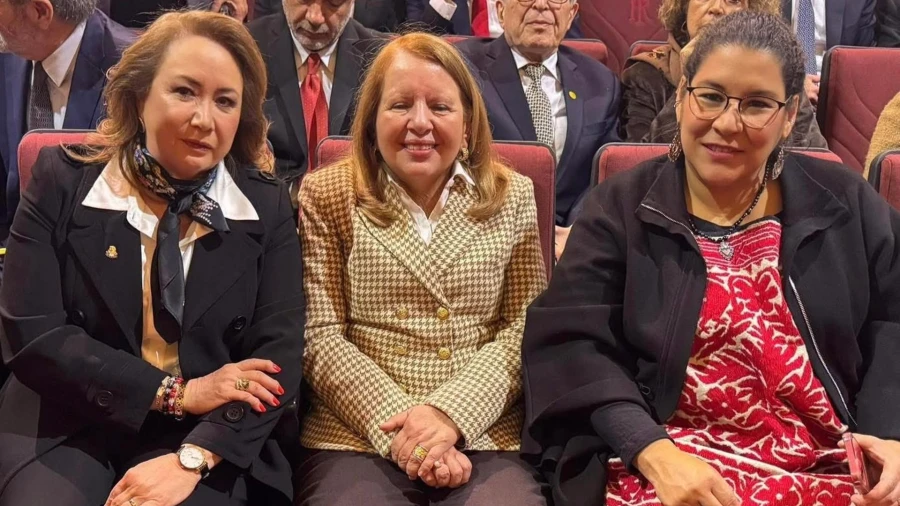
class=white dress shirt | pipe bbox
[790,0,827,74]
[428,0,504,37]
[385,161,475,245]
[511,48,568,164]
[291,31,340,106]
[31,21,86,129]
[81,158,260,374]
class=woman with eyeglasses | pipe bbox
[619,0,825,149]
[521,11,900,506]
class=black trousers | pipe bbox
[0,413,287,506]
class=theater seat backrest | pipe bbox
[578,0,667,74]
[593,143,845,185]
[818,46,900,173]
[316,136,556,278]
[560,39,608,67]
[629,40,666,58]
[868,150,900,211]
[17,129,93,193]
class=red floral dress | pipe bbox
[606,218,856,505]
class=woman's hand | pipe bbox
[380,405,461,480]
[105,454,200,506]
[183,358,284,415]
[419,447,473,489]
[635,440,741,506]
[847,433,900,506]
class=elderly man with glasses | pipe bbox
[455,0,619,260]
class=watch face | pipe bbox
[179,447,205,470]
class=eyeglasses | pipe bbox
[515,0,573,6]
[685,86,789,129]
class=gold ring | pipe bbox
[411,444,429,462]
[129,499,139,506]
[235,378,250,391]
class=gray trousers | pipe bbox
[293,449,550,506]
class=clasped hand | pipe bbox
[380,405,472,489]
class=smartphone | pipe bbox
[843,432,872,494]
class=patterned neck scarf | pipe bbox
[133,145,229,344]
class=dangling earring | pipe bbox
[769,144,785,180]
[668,131,683,162]
[458,146,470,164]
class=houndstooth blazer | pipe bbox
[298,162,547,456]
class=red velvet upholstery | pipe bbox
[628,40,666,58]
[316,136,556,277]
[578,0,667,74]
[868,150,900,211]
[17,129,93,193]
[593,143,845,185]
[818,46,900,173]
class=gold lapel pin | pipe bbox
[568,91,577,100]
[105,246,118,259]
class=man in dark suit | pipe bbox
[249,0,387,189]
[781,0,876,104]
[0,0,133,243]
[456,0,619,259]
[407,0,582,37]
[255,0,406,31]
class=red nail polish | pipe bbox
[272,398,280,407]
[259,405,267,412]
[277,386,285,395]
[273,364,282,373]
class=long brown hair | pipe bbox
[75,10,271,185]
[347,32,510,227]
[658,0,781,45]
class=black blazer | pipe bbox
[455,36,621,226]
[248,14,387,182]
[781,0,877,47]
[522,154,900,505]
[877,0,900,47]
[0,10,134,242]
[0,147,305,499]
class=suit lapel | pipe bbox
[826,0,847,47]
[181,219,265,332]
[330,23,363,135]
[357,185,447,304]
[557,52,583,180]
[428,182,483,282]
[64,13,108,129]
[270,15,308,162]
[1,56,29,178]
[68,205,143,352]
[487,38,536,140]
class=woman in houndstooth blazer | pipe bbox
[294,33,549,505]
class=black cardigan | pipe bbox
[522,153,900,505]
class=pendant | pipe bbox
[719,241,735,261]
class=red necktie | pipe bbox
[471,0,490,37]
[301,53,329,170]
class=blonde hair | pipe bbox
[345,32,510,227]
[658,0,781,44]
[74,11,271,184]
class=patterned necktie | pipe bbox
[28,62,54,131]
[797,0,818,74]
[523,64,554,150]
[301,53,329,170]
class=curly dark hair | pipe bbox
[658,0,780,46]
[683,11,806,100]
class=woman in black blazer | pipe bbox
[0,11,303,506]
[523,12,900,506]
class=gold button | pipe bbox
[395,308,409,320]
[437,347,451,360]
[436,307,450,320]
[393,345,408,356]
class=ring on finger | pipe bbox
[128,499,139,506]
[411,444,429,462]
[235,378,250,391]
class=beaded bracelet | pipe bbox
[156,376,186,419]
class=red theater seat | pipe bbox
[818,46,900,173]
[560,39,608,67]
[592,143,845,185]
[316,136,556,277]
[17,129,93,193]
[629,40,666,58]
[868,150,900,211]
